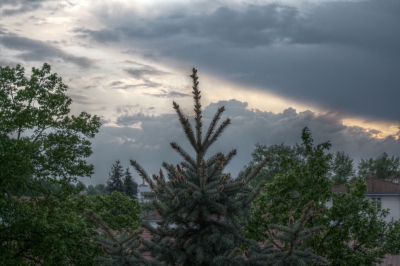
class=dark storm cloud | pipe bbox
[84,0,400,123]
[117,4,300,47]
[118,65,170,89]
[109,79,162,89]
[72,27,121,43]
[115,104,140,115]
[111,1,400,54]
[0,58,20,68]
[123,66,170,79]
[0,0,48,16]
[121,50,159,61]
[0,34,95,68]
[86,99,400,185]
[116,112,162,127]
[143,89,191,98]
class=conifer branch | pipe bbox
[179,161,197,175]
[202,106,226,150]
[172,101,198,151]
[152,174,175,199]
[199,158,207,191]
[190,68,203,149]
[242,181,266,208]
[85,209,119,243]
[206,154,225,182]
[224,149,238,167]
[130,159,152,185]
[243,156,271,184]
[203,117,232,152]
[169,142,197,169]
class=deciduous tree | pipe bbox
[243,129,400,265]
[0,63,101,265]
[358,152,400,181]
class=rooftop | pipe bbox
[332,177,400,194]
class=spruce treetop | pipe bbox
[128,68,271,265]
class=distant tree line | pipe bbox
[74,160,139,199]
[243,142,400,188]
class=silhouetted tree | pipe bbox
[330,151,356,185]
[124,167,138,198]
[106,160,124,194]
[358,152,400,181]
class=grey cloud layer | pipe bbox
[0,34,94,68]
[80,0,400,122]
[123,66,170,79]
[0,0,48,16]
[85,99,400,185]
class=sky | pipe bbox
[1,0,399,186]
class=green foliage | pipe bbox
[124,167,138,198]
[141,201,157,217]
[241,143,306,188]
[329,151,356,185]
[86,184,109,196]
[311,179,393,265]
[244,127,333,242]
[242,142,354,189]
[85,210,160,266]
[87,184,103,196]
[215,202,329,266]
[244,129,400,265]
[0,63,101,265]
[106,160,125,194]
[263,202,328,265]
[0,63,100,195]
[0,196,102,266]
[0,191,141,265]
[96,184,107,194]
[357,152,400,181]
[76,180,87,192]
[74,191,142,231]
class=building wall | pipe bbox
[367,194,400,223]
[137,185,152,202]
[326,194,400,223]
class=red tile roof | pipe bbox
[332,177,400,193]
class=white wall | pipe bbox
[367,195,400,223]
[137,185,152,202]
[326,194,400,223]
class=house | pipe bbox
[331,177,400,223]
[137,184,153,203]
[142,213,163,228]
[330,177,400,265]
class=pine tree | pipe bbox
[91,68,327,265]
[263,201,329,265]
[124,167,138,198]
[129,68,272,266]
[107,160,125,194]
[214,202,329,266]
